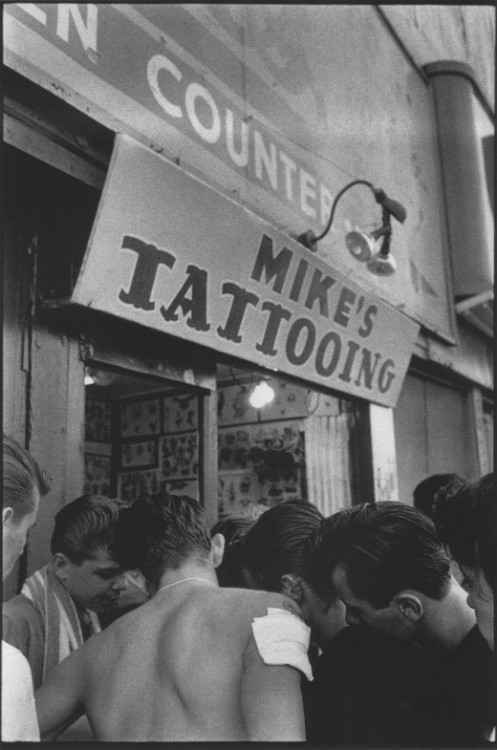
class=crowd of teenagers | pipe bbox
[2,433,495,744]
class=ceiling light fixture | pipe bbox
[84,367,117,387]
[297,180,406,276]
[84,369,96,386]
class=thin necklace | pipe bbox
[156,576,217,594]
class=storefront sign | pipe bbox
[72,136,419,407]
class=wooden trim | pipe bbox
[4,111,106,189]
[348,402,375,506]
[468,387,492,475]
[42,305,219,392]
[198,390,219,527]
[455,290,494,313]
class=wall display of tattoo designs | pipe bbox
[84,454,111,496]
[120,439,157,470]
[120,399,161,437]
[117,392,199,503]
[159,433,198,479]
[84,398,112,496]
[85,379,312,511]
[85,398,112,441]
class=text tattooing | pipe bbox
[118,233,397,394]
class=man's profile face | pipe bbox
[2,488,40,580]
[59,545,127,612]
[332,563,413,642]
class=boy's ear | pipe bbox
[211,533,225,569]
[52,552,71,581]
[281,574,306,605]
[393,592,424,622]
[2,507,14,526]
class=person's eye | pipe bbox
[460,577,472,592]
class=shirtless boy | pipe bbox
[36,493,311,741]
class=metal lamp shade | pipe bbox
[345,231,375,262]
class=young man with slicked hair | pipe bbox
[239,500,346,650]
[3,494,128,689]
[239,500,472,747]
[435,474,496,743]
[36,493,311,741]
[305,502,494,745]
[2,434,50,741]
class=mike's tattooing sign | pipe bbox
[73,136,419,407]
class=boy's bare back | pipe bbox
[37,584,307,741]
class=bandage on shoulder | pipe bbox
[251,607,313,681]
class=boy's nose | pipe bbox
[111,573,128,592]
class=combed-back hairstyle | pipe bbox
[211,515,255,587]
[435,473,495,591]
[413,473,465,520]
[240,500,324,592]
[304,502,451,609]
[50,495,120,563]
[111,493,212,588]
[3,434,50,518]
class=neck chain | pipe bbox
[156,576,217,594]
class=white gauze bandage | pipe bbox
[251,607,313,681]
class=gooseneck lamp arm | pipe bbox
[315,179,374,243]
[297,180,406,253]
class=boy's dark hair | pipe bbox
[211,515,255,587]
[51,495,119,563]
[111,493,211,588]
[240,500,324,592]
[435,473,495,591]
[304,502,451,609]
[413,473,465,520]
[3,434,50,518]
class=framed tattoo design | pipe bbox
[120,439,157,470]
[84,454,111,496]
[85,399,112,442]
[120,398,161,437]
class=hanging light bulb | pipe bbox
[249,380,275,409]
[84,368,96,386]
[84,368,117,387]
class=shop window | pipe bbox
[216,364,354,518]
[84,362,357,517]
[84,368,199,504]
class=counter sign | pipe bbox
[73,135,419,407]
